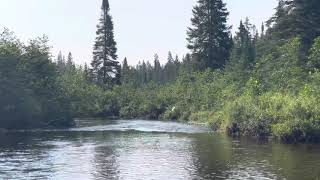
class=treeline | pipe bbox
[0,30,74,129]
[1,0,320,143]
[120,53,193,86]
[104,0,320,143]
[0,28,116,129]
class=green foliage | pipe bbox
[254,37,305,92]
[226,19,257,88]
[2,0,320,144]
[189,111,223,131]
[101,36,320,143]
[205,89,320,142]
[187,0,232,70]
[120,52,182,87]
[58,68,108,117]
[267,0,320,50]
[308,37,320,70]
[0,30,73,129]
[271,93,320,143]
[91,0,120,86]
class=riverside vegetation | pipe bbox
[1,0,320,143]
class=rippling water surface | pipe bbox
[0,119,320,180]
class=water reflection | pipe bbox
[0,120,319,180]
[0,133,55,179]
[92,132,120,180]
[91,132,198,180]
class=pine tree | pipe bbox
[91,0,119,86]
[174,55,180,75]
[114,64,121,85]
[146,61,153,82]
[289,0,320,49]
[153,54,162,83]
[266,0,295,41]
[135,61,148,85]
[141,61,147,84]
[121,57,130,84]
[174,55,180,65]
[261,22,265,38]
[164,51,175,82]
[84,63,89,80]
[255,37,304,91]
[267,0,320,50]
[227,19,256,85]
[167,51,174,63]
[56,51,65,71]
[308,37,320,71]
[187,0,232,70]
[66,52,75,71]
[181,53,193,73]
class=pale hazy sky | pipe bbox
[0,0,277,65]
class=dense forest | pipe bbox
[1,0,320,142]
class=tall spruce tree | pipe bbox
[267,0,320,50]
[174,55,180,75]
[56,51,65,72]
[261,22,265,38]
[187,0,232,70]
[308,37,320,71]
[181,53,193,73]
[84,63,89,80]
[66,52,74,71]
[121,57,130,84]
[227,19,256,86]
[153,54,162,83]
[135,61,148,85]
[164,51,176,82]
[91,0,119,86]
[146,61,153,83]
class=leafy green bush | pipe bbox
[189,111,223,131]
[272,92,320,142]
[0,30,73,129]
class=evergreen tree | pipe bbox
[164,51,176,82]
[163,51,173,82]
[308,37,320,71]
[174,55,180,76]
[141,61,147,84]
[289,0,320,50]
[174,55,180,65]
[134,61,148,85]
[145,61,153,82]
[66,52,75,71]
[114,63,121,85]
[187,0,232,70]
[84,63,89,80]
[235,19,256,64]
[267,0,320,50]
[121,57,131,84]
[261,22,265,38]
[56,51,65,71]
[226,19,256,86]
[153,54,162,83]
[255,37,304,91]
[167,51,174,63]
[181,53,193,73]
[91,0,119,86]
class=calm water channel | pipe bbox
[0,119,319,180]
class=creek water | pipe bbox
[0,119,319,180]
